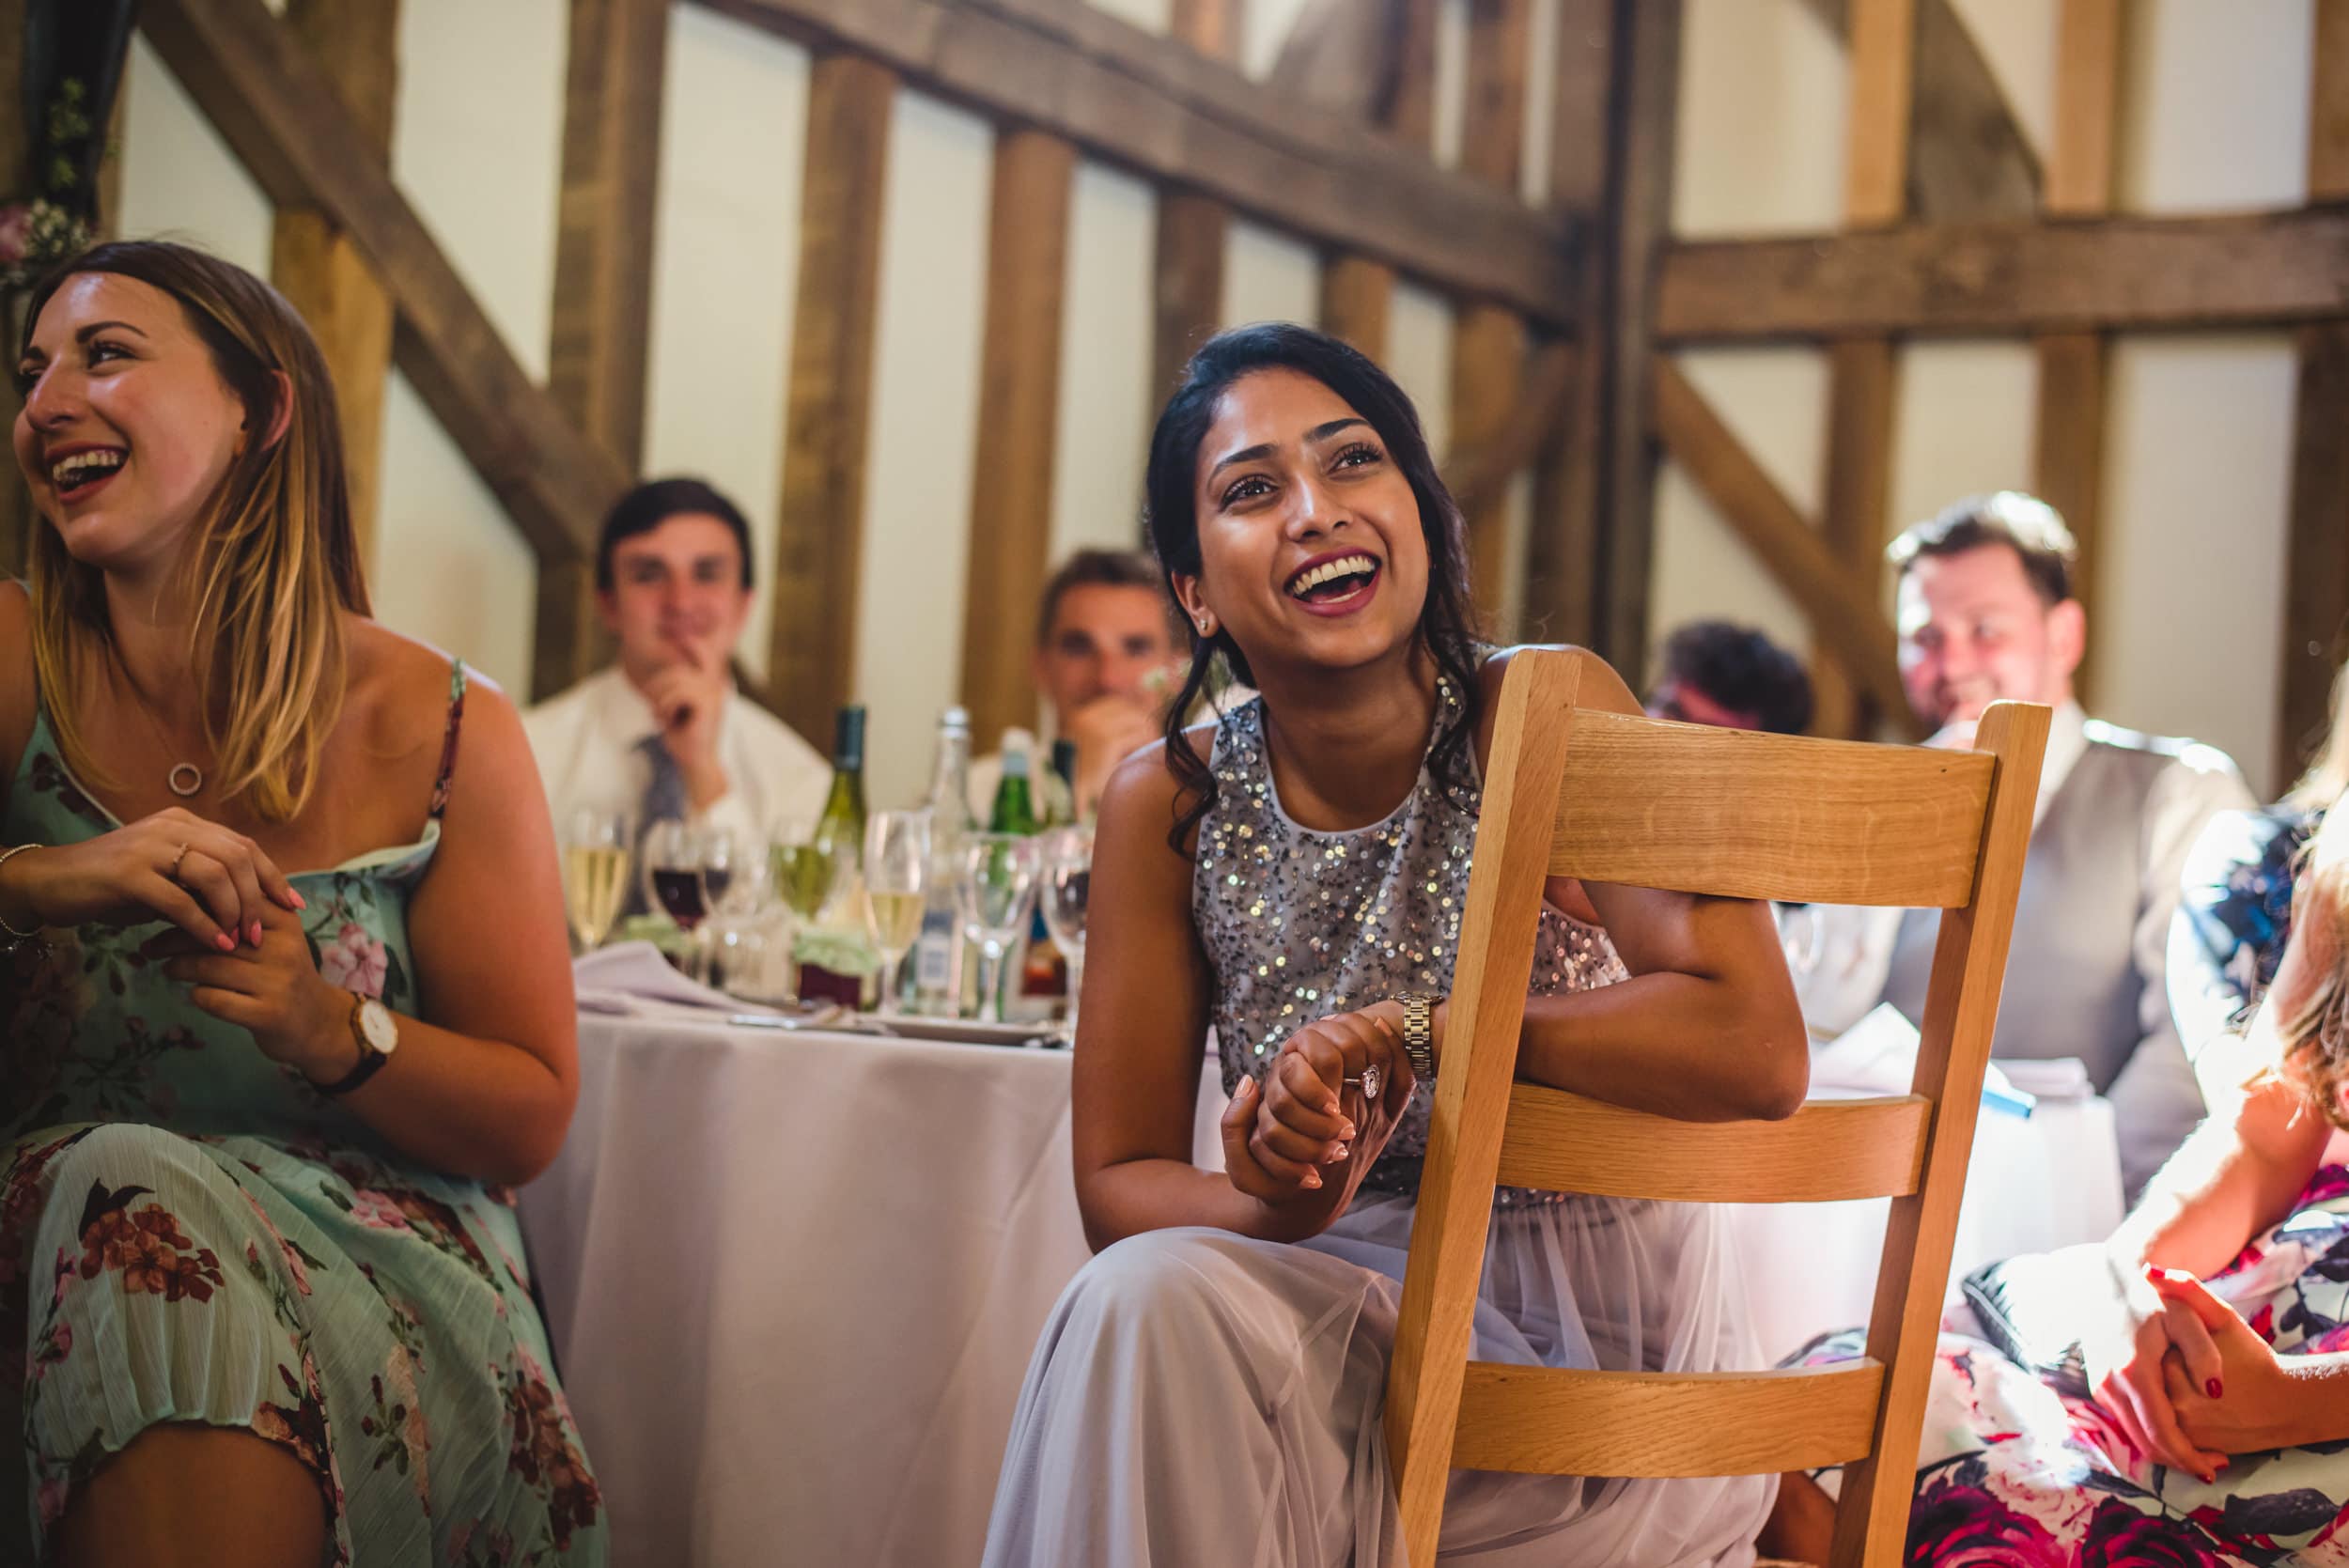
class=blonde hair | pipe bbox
[2277,805,2349,1127]
[21,241,368,822]
[2286,659,2349,815]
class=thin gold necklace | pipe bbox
[116,660,207,800]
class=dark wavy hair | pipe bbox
[1143,323,1485,848]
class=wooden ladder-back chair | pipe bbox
[1381,647,2049,1568]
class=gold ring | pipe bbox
[167,843,191,882]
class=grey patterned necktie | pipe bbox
[625,732,688,919]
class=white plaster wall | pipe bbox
[641,8,810,691]
[1648,348,1828,685]
[368,0,569,695]
[1673,0,1847,236]
[851,92,994,806]
[1387,282,1455,465]
[1050,163,1158,563]
[1221,217,1321,333]
[1885,341,2038,603]
[116,37,274,273]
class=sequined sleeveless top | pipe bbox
[1192,678,1629,1200]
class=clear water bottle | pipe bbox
[909,706,978,1016]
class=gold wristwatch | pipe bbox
[1393,991,1439,1081]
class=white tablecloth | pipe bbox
[520,1014,1222,1568]
[1732,1094,2125,1361]
[522,1013,2123,1563]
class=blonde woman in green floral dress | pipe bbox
[0,241,602,1565]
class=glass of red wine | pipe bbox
[641,819,710,978]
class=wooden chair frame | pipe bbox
[1380,647,2050,1567]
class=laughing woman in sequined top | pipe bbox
[980,324,1809,1568]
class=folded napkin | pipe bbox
[1809,1001,2037,1114]
[574,941,779,1017]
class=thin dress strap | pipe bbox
[427,660,468,821]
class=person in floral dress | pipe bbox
[1767,793,2349,1566]
[2,241,601,1563]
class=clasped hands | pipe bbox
[2088,1260,2325,1483]
[1220,1001,1418,1232]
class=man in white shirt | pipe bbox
[1797,492,2252,1196]
[522,478,829,862]
[968,550,1187,821]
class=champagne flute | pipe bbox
[862,811,932,1017]
[1038,826,1092,1042]
[561,807,633,953]
[957,832,1040,1026]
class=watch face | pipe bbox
[358,999,398,1054]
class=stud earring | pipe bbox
[1196,614,1215,636]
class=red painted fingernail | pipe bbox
[2207,1379,2223,1399]
[2143,1263,2167,1283]
[293,892,308,910]
[248,921,263,946]
[214,931,235,951]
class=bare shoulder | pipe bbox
[1470,644,1640,767]
[1097,721,1217,863]
[0,581,32,789]
[340,621,535,803]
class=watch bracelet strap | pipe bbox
[1400,992,1438,1079]
[319,994,389,1095]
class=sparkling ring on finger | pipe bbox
[1345,1063,1383,1103]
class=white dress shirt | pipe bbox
[522,666,831,843]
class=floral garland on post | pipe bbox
[3,2,138,297]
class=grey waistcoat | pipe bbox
[1882,737,2174,1092]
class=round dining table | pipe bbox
[521,1008,2123,1565]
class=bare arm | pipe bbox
[1477,648,1812,1123]
[1070,742,1327,1250]
[2111,924,2336,1279]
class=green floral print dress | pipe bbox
[2,661,604,1565]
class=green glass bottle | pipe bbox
[988,732,1038,836]
[814,704,869,874]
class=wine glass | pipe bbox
[560,807,633,953]
[641,820,710,979]
[770,815,837,926]
[862,811,932,1017]
[957,832,1040,1026]
[1038,826,1091,1040]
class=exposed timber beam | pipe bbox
[1448,340,1573,521]
[1149,0,1237,405]
[2031,0,2124,707]
[270,0,401,580]
[1652,362,1917,733]
[961,130,1077,746]
[139,0,628,571]
[2279,1,2349,787]
[1799,0,2040,222]
[695,0,1579,324]
[1655,206,2349,342]
[770,53,894,744]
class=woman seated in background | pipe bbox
[1767,753,2349,1563]
[981,323,1809,1567]
[0,241,601,1564]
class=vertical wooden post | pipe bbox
[1594,0,1682,675]
[0,0,33,579]
[959,129,1078,746]
[270,0,401,584]
[1814,0,1913,737]
[770,54,894,742]
[2278,0,2349,785]
[549,0,670,472]
[2033,0,2123,706]
[537,0,669,701]
[1450,0,1532,634]
[1525,0,1615,649]
[1149,0,1245,401]
[1315,0,1431,365]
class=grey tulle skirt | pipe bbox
[981,1190,1774,1567]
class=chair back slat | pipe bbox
[1548,710,1994,908]
[1380,649,2050,1568]
[1451,1363,1887,1478]
[1494,1087,1929,1203]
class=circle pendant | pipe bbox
[167,764,203,799]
